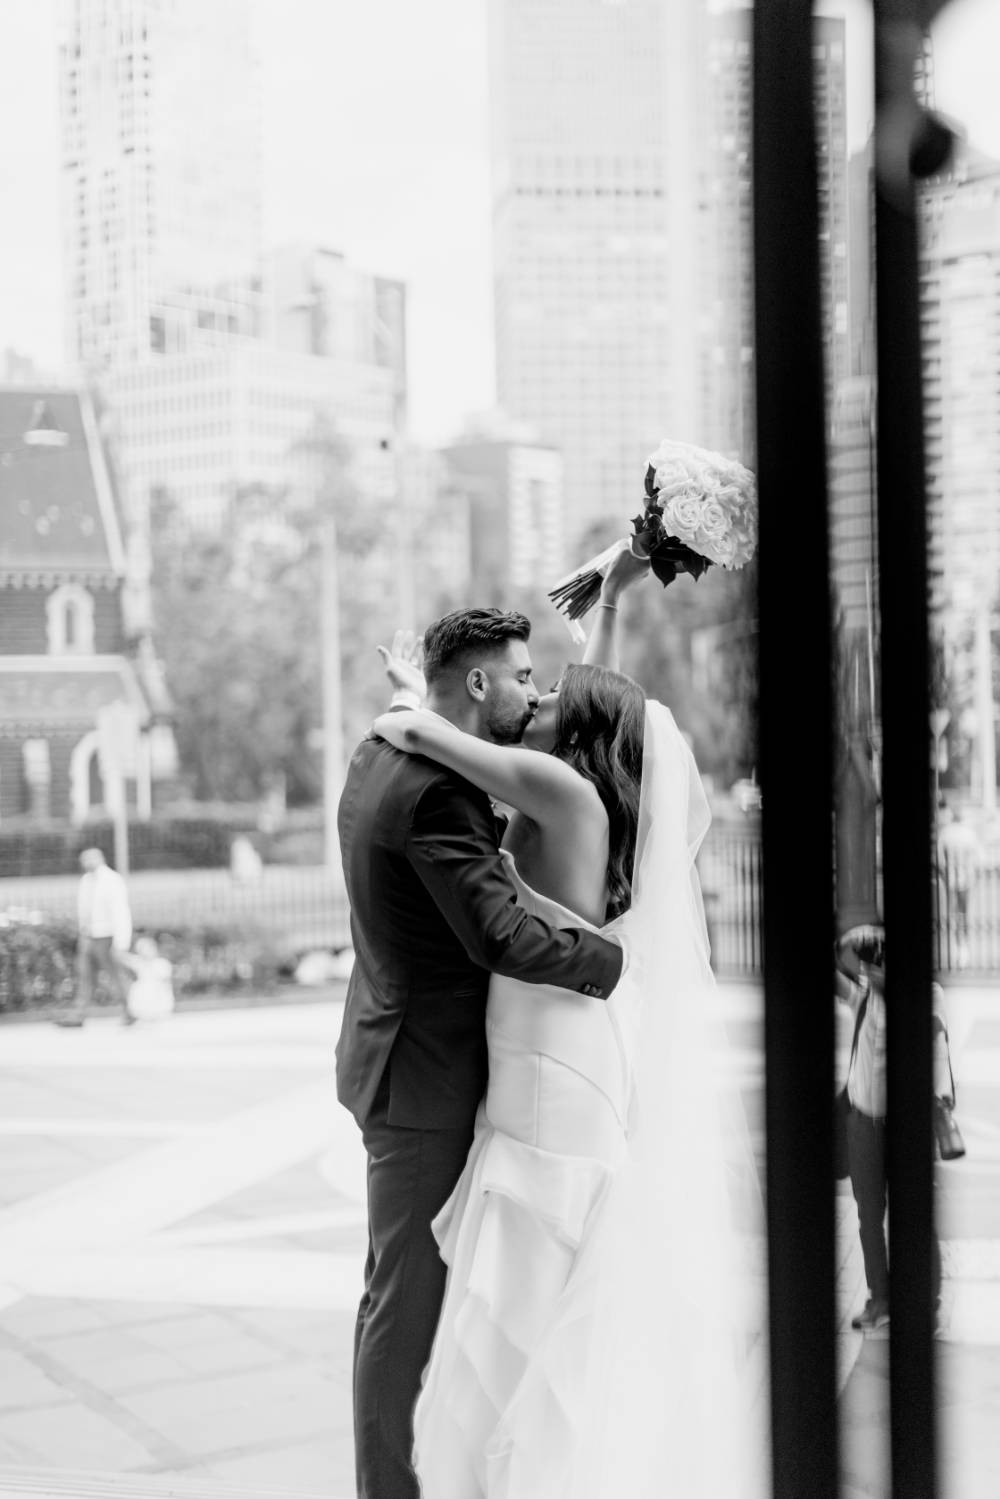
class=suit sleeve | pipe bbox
[406,773,623,999]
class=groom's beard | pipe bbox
[486,705,535,746]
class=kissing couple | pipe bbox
[336,548,766,1499]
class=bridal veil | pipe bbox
[529,700,771,1497]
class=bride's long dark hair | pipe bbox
[551,663,645,921]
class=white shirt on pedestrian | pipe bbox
[78,865,133,950]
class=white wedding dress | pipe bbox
[413,703,768,1499]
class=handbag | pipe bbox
[933,1097,966,1161]
[834,989,868,1181]
[932,1014,966,1161]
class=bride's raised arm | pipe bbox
[371,709,602,830]
[580,545,650,674]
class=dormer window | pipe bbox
[47,584,95,655]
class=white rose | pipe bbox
[652,465,692,501]
[708,531,739,567]
[662,491,705,541]
[699,499,730,543]
[645,437,757,567]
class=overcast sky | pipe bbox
[0,0,997,443]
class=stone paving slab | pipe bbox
[0,1466,336,1498]
[0,1003,354,1494]
[0,986,998,1497]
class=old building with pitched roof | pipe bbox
[0,385,174,825]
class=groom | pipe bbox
[337,606,624,1499]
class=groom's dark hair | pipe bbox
[422,607,531,687]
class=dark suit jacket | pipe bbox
[335,735,624,1131]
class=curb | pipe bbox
[0,985,348,1027]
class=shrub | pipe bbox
[0,911,78,1013]
[0,814,255,878]
[0,911,287,1014]
[138,923,284,995]
[0,807,327,879]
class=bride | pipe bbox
[373,552,767,1498]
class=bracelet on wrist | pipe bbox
[597,602,619,612]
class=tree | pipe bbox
[150,485,323,803]
[149,419,411,804]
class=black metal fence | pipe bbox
[703,832,1000,980]
[0,864,349,950]
[4,833,999,984]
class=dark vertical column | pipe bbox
[752,7,838,1499]
[872,7,952,1497]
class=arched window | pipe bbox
[46,584,95,655]
[22,738,51,820]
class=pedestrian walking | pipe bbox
[937,805,982,968]
[835,929,949,1337]
[54,848,133,1027]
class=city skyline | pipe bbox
[1,0,999,443]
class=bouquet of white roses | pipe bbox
[548,439,758,633]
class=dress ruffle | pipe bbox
[413,1114,620,1499]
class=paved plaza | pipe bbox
[0,1000,360,1497]
[0,984,998,1496]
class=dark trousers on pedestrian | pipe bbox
[354,1086,475,1499]
[847,1103,941,1307]
[71,936,129,1016]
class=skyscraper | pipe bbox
[58,2,404,530]
[59,0,261,374]
[487,1,849,536]
[918,141,1000,808]
[920,145,1000,621]
[487,0,706,532]
[102,248,405,529]
[700,8,850,468]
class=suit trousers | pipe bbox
[847,1103,941,1308]
[354,1088,476,1499]
[71,936,129,1016]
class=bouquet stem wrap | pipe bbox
[548,539,635,641]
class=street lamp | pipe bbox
[321,513,345,873]
[930,708,950,809]
[973,593,997,814]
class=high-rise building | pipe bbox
[823,134,880,639]
[487,1,847,533]
[103,336,401,532]
[700,8,850,467]
[103,247,405,529]
[487,0,706,533]
[444,421,564,596]
[58,4,405,531]
[699,7,753,468]
[812,16,851,397]
[846,141,875,381]
[59,0,261,374]
[828,376,877,634]
[920,146,1000,621]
